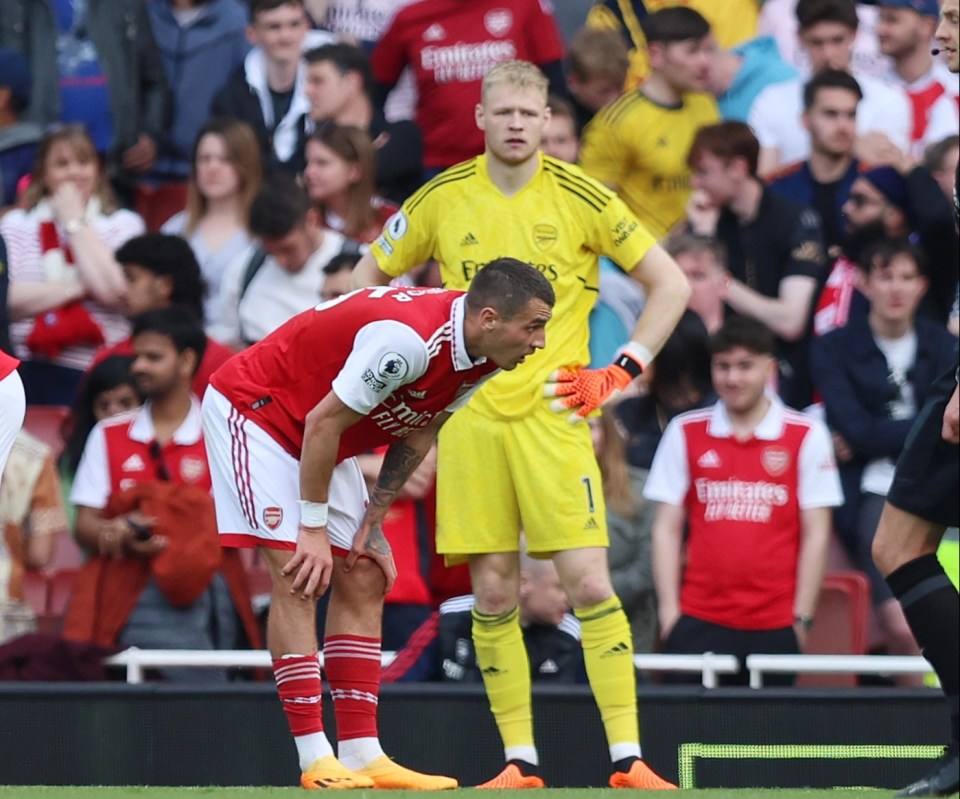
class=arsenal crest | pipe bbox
[533,223,557,251]
[179,455,206,482]
[263,506,284,530]
[484,9,512,36]
[762,447,790,476]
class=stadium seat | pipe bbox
[798,570,871,688]
[22,571,49,615]
[133,181,188,232]
[21,405,70,461]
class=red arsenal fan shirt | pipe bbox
[644,399,842,630]
[370,0,564,168]
[210,287,500,462]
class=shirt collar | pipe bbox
[451,294,486,371]
[707,392,785,441]
[128,397,204,445]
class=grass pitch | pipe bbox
[0,789,905,798]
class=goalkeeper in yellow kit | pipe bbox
[352,60,690,789]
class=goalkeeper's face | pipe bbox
[477,83,550,167]
[481,298,551,370]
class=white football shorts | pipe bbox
[201,386,367,554]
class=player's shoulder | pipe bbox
[781,407,824,439]
[541,155,618,212]
[403,157,481,215]
[685,91,721,117]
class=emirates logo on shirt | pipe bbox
[484,9,513,36]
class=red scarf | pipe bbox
[25,220,104,359]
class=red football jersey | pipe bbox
[210,287,499,462]
[370,0,564,168]
[645,401,841,630]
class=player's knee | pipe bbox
[566,573,615,609]
[333,557,385,600]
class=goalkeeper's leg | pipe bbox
[555,547,676,790]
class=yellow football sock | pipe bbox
[472,606,534,752]
[576,596,639,748]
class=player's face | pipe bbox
[800,21,856,71]
[195,133,241,203]
[121,263,170,318]
[303,139,356,202]
[711,346,773,415]
[520,563,569,627]
[92,384,141,422]
[305,61,353,120]
[540,114,580,163]
[477,84,550,167]
[935,0,960,72]
[248,3,307,65]
[656,37,713,93]
[483,298,552,370]
[803,88,858,157]
[676,250,727,325]
[861,254,927,326]
[42,140,98,204]
[131,332,192,399]
[877,7,931,58]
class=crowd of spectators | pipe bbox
[0,0,957,688]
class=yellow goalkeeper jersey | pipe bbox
[370,153,656,421]
[578,89,719,240]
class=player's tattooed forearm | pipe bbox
[364,524,392,557]
[369,440,426,509]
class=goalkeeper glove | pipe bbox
[545,342,649,423]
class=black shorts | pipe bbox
[886,368,959,529]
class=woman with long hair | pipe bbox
[0,125,144,405]
[302,123,396,243]
[162,118,262,331]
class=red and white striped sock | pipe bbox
[273,654,333,770]
[324,635,384,769]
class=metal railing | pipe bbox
[104,649,741,686]
[745,654,933,688]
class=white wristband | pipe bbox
[619,341,654,370]
[298,500,329,528]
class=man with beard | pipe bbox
[841,164,956,324]
[768,69,864,254]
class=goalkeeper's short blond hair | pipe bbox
[482,60,549,103]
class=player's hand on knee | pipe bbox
[283,524,334,599]
[345,522,397,594]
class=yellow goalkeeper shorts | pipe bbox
[435,403,608,563]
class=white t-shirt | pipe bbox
[886,61,960,157]
[210,230,347,348]
[861,330,918,496]
[749,71,911,167]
